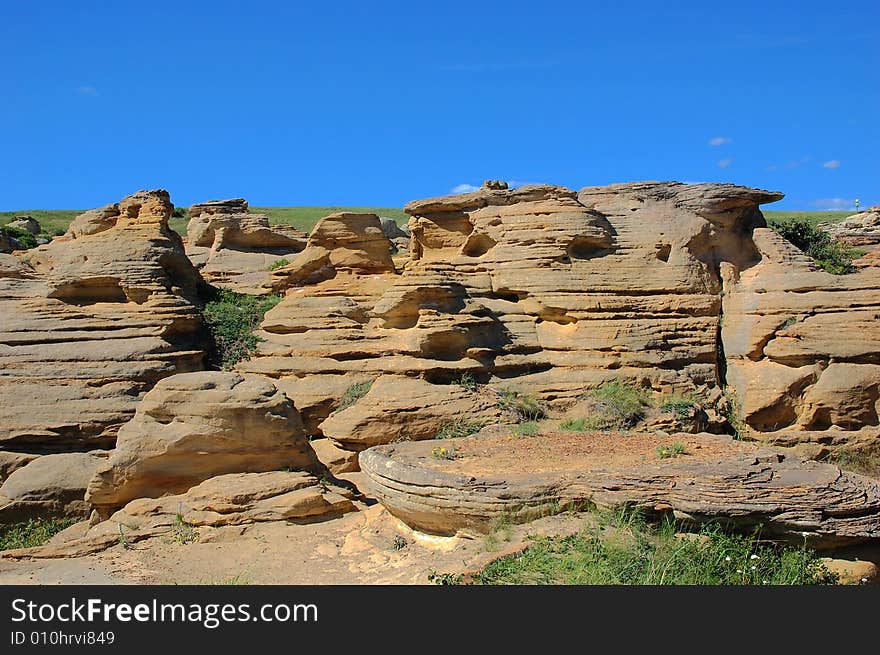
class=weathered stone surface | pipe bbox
[0,190,207,451]
[0,452,107,522]
[822,207,880,252]
[268,212,395,290]
[311,438,359,474]
[0,452,39,484]
[318,376,502,450]
[722,228,880,451]
[86,371,321,516]
[2,471,356,558]
[821,557,879,584]
[7,217,40,235]
[360,433,880,548]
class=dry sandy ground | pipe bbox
[0,499,588,585]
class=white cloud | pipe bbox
[717,159,733,169]
[708,136,732,146]
[451,183,479,194]
[810,197,855,211]
[785,156,810,169]
[76,85,98,96]
[822,160,841,169]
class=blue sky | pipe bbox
[1,1,877,211]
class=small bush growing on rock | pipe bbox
[581,381,652,430]
[436,418,482,440]
[338,380,373,411]
[656,442,687,459]
[721,387,746,439]
[267,258,291,271]
[455,372,479,392]
[201,287,282,369]
[496,389,547,422]
[0,518,76,551]
[0,225,37,249]
[768,218,864,274]
[169,510,198,546]
[431,445,458,460]
[659,395,697,420]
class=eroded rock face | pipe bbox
[184,199,307,293]
[245,181,785,448]
[267,212,395,290]
[360,434,880,548]
[86,371,322,516]
[822,207,880,252]
[0,452,108,522]
[721,228,880,452]
[7,217,40,235]
[0,190,206,451]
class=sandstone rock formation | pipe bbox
[267,212,395,290]
[86,371,321,516]
[244,181,794,450]
[0,190,206,451]
[0,452,107,522]
[722,228,880,453]
[3,471,356,558]
[360,432,880,548]
[7,216,40,235]
[185,199,306,293]
[822,206,880,252]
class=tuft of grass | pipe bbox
[338,380,373,411]
[656,442,687,459]
[513,422,540,437]
[659,394,698,419]
[455,372,479,392]
[768,217,863,274]
[168,508,198,546]
[0,518,77,551]
[201,286,281,369]
[496,388,547,422]
[721,387,746,439]
[581,381,652,431]
[267,258,291,271]
[436,418,483,440]
[431,444,458,460]
[471,510,839,585]
[821,448,880,479]
[560,417,589,432]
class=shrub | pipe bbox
[582,381,652,430]
[656,442,686,459]
[1,225,37,249]
[659,395,697,419]
[338,380,373,411]
[171,206,188,219]
[436,418,482,439]
[560,417,589,432]
[471,509,839,585]
[201,286,281,369]
[431,445,457,460]
[513,422,540,437]
[0,518,76,551]
[768,218,863,274]
[721,387,746,439]
[268,258,291,271]
[455,372,478,392]
[496,388,547,422]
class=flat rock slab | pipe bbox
[360,431,880,549]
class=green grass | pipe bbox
[767,216,863,274]
[267,258,291,271]
[821,448,880,478]
[496,388,547,422]
[436,418,483,439]
[560,417,589,432]
[468,510,838,586]
[513,422,540,437]
[0,518,77,551]
[1,206,409,238]
[582,381,652,430]
[763,210,850,228]
[201,287,281,369]
[338,380,373,411]
[656,442,687,459]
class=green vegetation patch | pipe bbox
[470,511,838,586]
[338,380,373,411]
[0,518,77,551]
[1,225,38,249]
[267,258,291,271]
[582,381,652,430]
[436,418,483,440]
[496,389,547,422]
[253,206,409,233]
[822,447,880,479]
[201,287,281,369]
[768,217,864,274]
